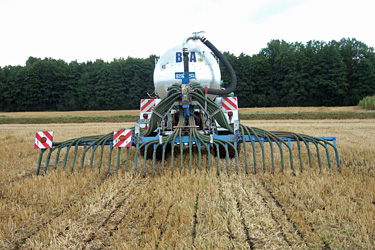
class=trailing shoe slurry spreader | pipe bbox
[35,32,340,176]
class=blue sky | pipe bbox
[0,0,374,67]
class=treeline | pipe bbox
[0,38,374,111]
[0,56,156,111]
[224,38,375,107]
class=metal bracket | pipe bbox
[192,31,205,39]
[135,123,140,136]
[159,135,163,144]
[234,120,240,131]
[174,125,199,128]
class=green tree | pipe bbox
[1,38,375,111]
[311,42,348,106]
[0,67,6,110]
[337,38,375,104]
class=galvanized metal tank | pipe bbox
[153,43,221,99]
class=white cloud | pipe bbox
[249,0,307,23]
[0,0,374,67]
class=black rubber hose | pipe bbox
[200,37,237,96]
[183,47,189,74]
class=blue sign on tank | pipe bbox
[175,72,196,79]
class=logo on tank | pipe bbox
[176,52,202,63]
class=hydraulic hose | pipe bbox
[183,47,189,77]
[199,37,237,96]
[182,33,237,96]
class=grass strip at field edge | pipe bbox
[0,115,138,124]
[1,111,375,124]
[240,111,375,120]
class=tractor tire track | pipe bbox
[191,193,199,248]
[232,175,295,249]
[284,182,333,249]
[255,175,309,248]
[155,203,174,249]
[48,176,135,245]
[218,182,235,250]
[231,184,255,249]
[240,180,293,248]
[83,178,149,249]
[0,171,40,210]
[217,179,246,250]
[12,173,111,250]
[153,175,200,249]
[97,181,160,249]
[264,175,337,249]
[249,182,292,247]
[1,171,105,211]
[0,171,34,188]
[98,197,150,250]
[135,197,163,248]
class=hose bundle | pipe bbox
[142,82,233,137]
[36,81,340,176]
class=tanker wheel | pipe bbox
[213,143,241,159]
[140,144,171,160]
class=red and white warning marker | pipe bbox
[113,129,132,147]
[34,131,53,149]
[220,97,239,124]
[139,99,161,129]
[222,97,238,111]
[140,99,157,112]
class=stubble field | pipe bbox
[0,116,374,249]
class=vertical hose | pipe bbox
[183,47,189,76]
